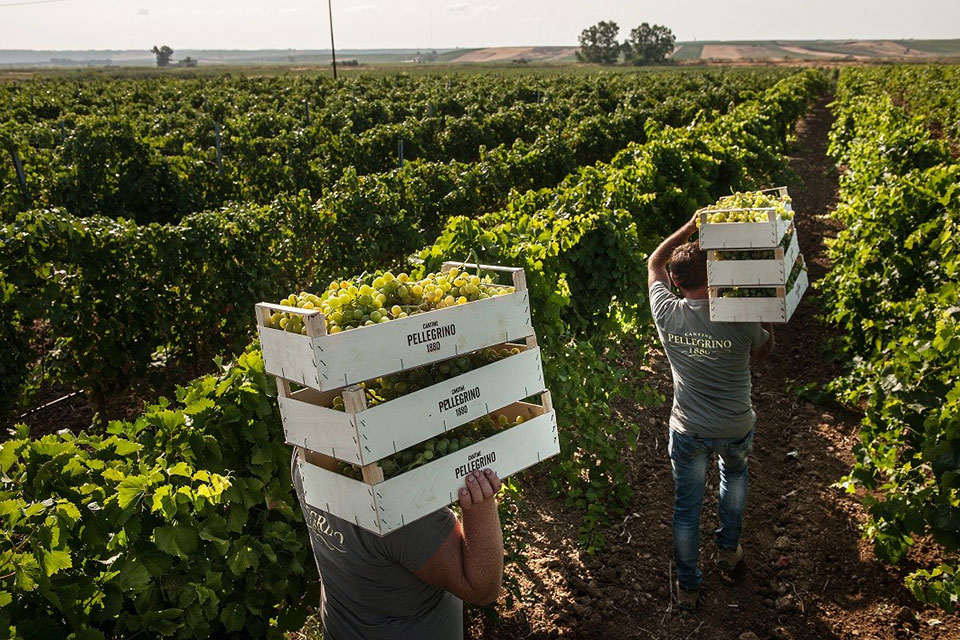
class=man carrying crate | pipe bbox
[291,448,504,639]
[647,213,775,612]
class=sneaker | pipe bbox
[717,544,744,572]
[677,585,700,612]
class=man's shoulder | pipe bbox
[649,280,680,323]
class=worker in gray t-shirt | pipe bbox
[291,447,504,639]
[647,213,774,612]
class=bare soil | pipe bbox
[465,98,960,640]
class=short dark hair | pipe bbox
[669,242,707,290]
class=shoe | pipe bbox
[677,585,699,612]
[717,544,744,572]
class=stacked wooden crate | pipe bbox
[698,187,809,323]
[255,262,559,535]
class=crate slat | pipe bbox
[297,401,559,536]
[257,327,320,389]
[699,211,792,250]
[708,267,809,323]
[279,345,546,465]
[707,230,800,286]
[257,287,533,392]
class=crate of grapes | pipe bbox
[255,262,533,393]
[277,341,546,468]
[698,188,794,250]
[708,255,809,323]
[706,224,800,286]
[295,392,559,535]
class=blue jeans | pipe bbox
[668,427,754,591]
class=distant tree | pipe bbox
[577,21,621,65]
[151,45,174,67]
[622,23,676,65]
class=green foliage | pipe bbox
[0,69,793,423]
[577,21,623,65]
[0,194,331,421]
[0,349,318,638]
[822,67,960,612]
[622,23,677,65]
[0,71,790,223]
[0,272,30,420]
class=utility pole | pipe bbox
[328,0,338,81]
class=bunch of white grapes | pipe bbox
[786,256,807,292]
[265,267,516,335]
[330,347,522,410]
[336,411,530,480]
[698,191,794,225]
[718,287,779,299]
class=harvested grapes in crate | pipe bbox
[708,255,809,323]
[257,262,560,535]
[255,262,533,392]
[295,395,557,536]
[707,224,800,286]
[698,187,794,250]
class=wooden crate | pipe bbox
[706,226,800,286]
[698,188,793,250]
[256,263,532,393]
[278,341,546,467]
[708,262,809,324]
[295,394,559,536]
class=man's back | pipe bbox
[649,280,768,440]
[291,459,462,640]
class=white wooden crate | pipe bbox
[295,397,559,536]
[707,228,800,286]
[279,343,546,466]
[698,207,792,250]
[256,263,533,392]
[708,265,808,324]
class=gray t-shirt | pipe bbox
[291,455,462,640]
[649,280,769,439]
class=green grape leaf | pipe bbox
[154,526,200,559]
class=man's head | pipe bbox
[669,241,707,292]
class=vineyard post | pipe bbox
[305,100,311,125]
[214,121,223,173]
[10,147,25,188]
[398,139,404,167]
[59,121,66,143]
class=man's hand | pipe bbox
[648,212,702,288]
[459,468,502,511]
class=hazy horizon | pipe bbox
[1,0,958,51]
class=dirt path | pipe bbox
[468,98,960,640]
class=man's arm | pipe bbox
[648,212,700,287]
[414,469,504,605]
[751,322,775,360]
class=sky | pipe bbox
[1,0,958,50]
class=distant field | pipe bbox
[3,39,960,72]
[670,43,703,61]
[675,39,960,61]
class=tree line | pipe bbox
[577,21,676,66]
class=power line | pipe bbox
[0,0,68,7]
[328,0,337,80]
